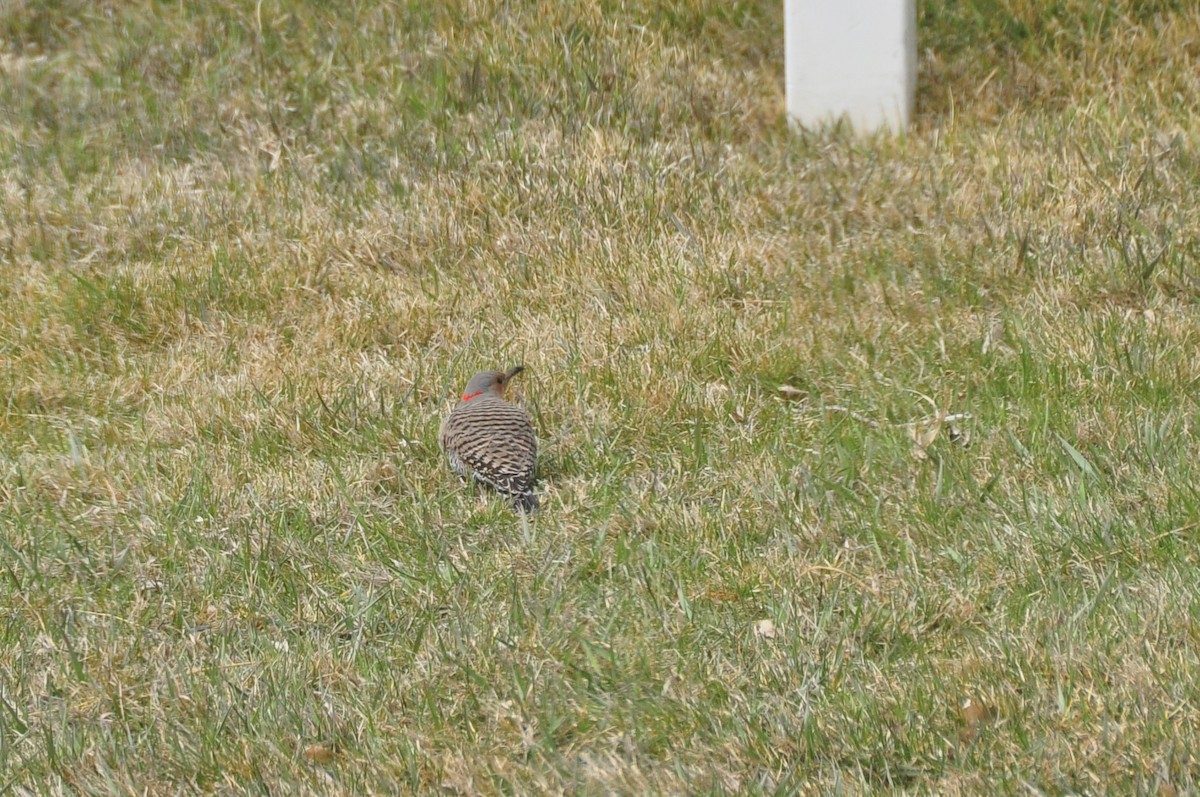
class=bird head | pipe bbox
[461,365,524,401]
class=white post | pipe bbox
[784,0,916,133]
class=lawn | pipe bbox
[3,0,1200,793]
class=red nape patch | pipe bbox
[462,390,484,401]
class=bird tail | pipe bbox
[513,492,539,513]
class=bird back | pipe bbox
[440,393,538,510]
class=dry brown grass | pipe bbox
[3,0,1200,793]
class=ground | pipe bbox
[2,0,1200,794]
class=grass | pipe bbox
[2,0,1200,793]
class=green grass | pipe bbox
[3,0,1200,793]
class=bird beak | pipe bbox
[504,365,525,381]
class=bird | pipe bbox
[439,365,539,512]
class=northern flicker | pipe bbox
[439,365,539,512]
